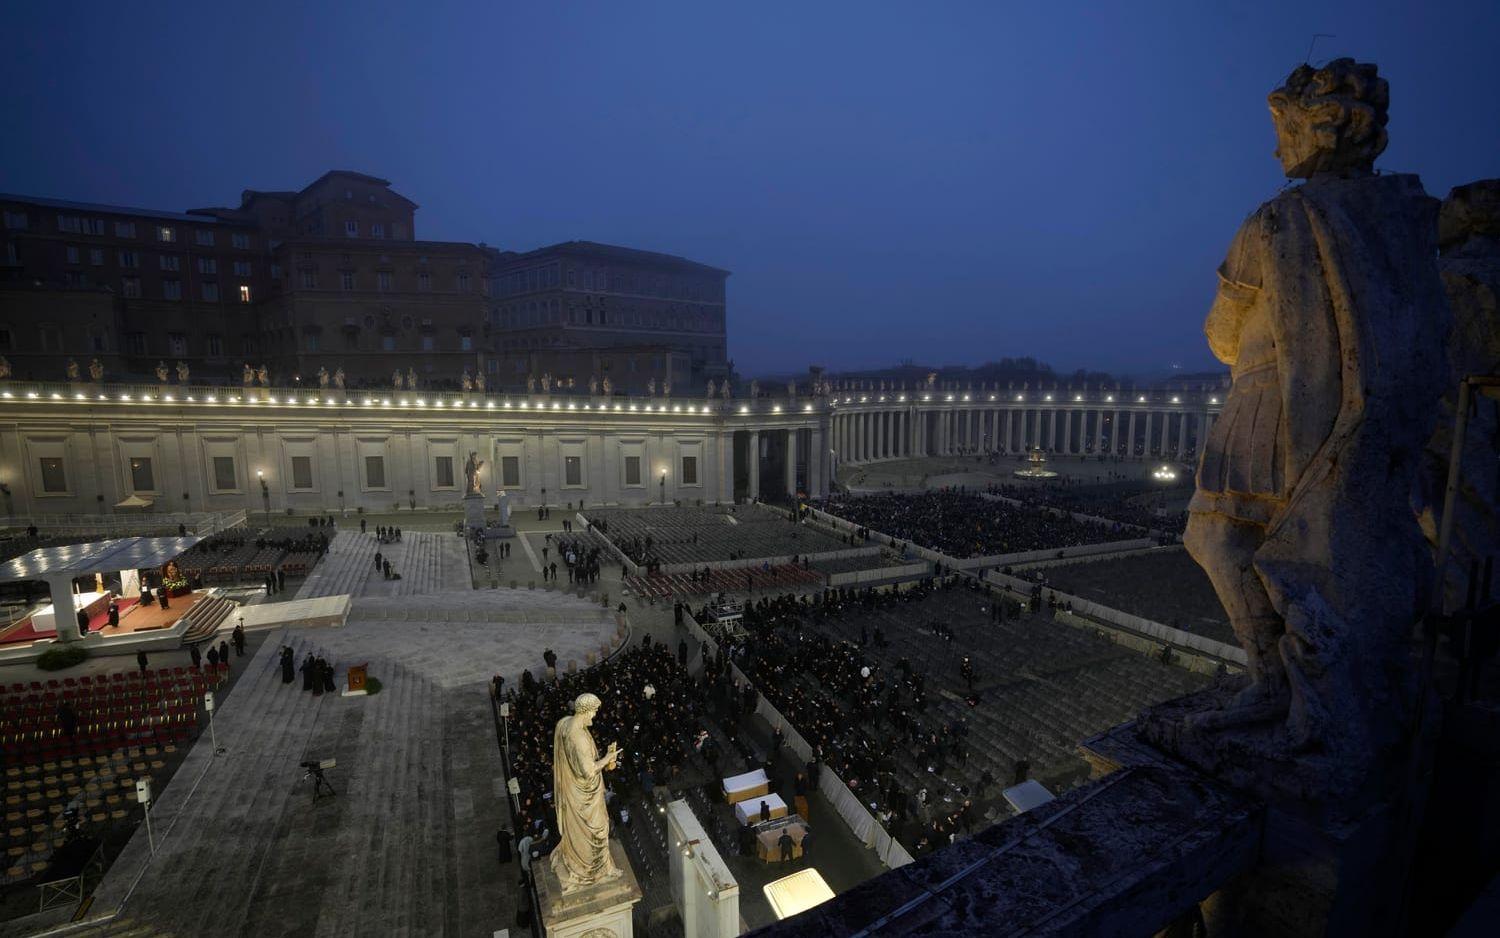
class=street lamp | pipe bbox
[660,471,667,505]
[257,470,269,524]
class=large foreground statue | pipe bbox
[1172,59,1451,798]
[550,693,622,891]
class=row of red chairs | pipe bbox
[6,666,213,694]
[3,711,199,760]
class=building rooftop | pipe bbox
[503,239,730,276]
[0,193,254,227]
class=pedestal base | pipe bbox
[463,493,486,532]
[486,524,516,539]
[534,840,642,938]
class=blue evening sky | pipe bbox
[2,1,1496,378]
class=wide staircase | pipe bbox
[291,532,377,600]
[179,592,238,644]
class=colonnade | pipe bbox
[828,393,1223,467]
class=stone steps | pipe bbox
[293,532,375,600]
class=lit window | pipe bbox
[421,336,434,351]
[157,226,176,243]
[344,220,358,237]
[239,285,252,304]
[460,335,472,351]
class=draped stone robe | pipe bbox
[550,714,619,890]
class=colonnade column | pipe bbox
[1127,412,1138,457]
[1062,409,1073,455]
[1004,410,1014,454]
[1158,412,1170,456]
[748,430,761,499]
[809,426,824,498]
[785,429,798,497]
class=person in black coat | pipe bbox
[321,659,336,693]
[137,649,149,674]
[300,654,315,690]
[207,646,220,668]
[190,644,202,668]
[276,569,285,593]
[107,600,120,628]
[311,658,325,696]
[76,607,90,636]
[280,647,295,684]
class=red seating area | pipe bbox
[0,667,221,765]
[625,563,824,600]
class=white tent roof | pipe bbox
[114,494,155,508]
[0,536,202,583]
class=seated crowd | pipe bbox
[820,490,1143,558]
[987,481,1188,536]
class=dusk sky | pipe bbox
[4,1,1496,379]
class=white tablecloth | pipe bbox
[734,792,787,826]
[722,768,770,803]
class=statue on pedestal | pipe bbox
[463,451,485,497]
[721,380,731,399]
[393,369,404,390]
[602,376,612,396]
[527,375,537,394]
[589,376,598,396]
[406,367,417,390]
[256,365,269,387]
[1160,59,1451,799]
[461,370,473,392]
[646,378,655,396]
[333,367,345,390]
[242,363,254,386]
[550,693,622,892]
[88,358,103,382]
[474,372,485,392]
[0,356,11,380]
[175,361,189,383]
[155,361,168,383]
[66,359,80,382]
[317,366,329,389]
[706,379,716,399]
[662,378,671,397]
[787,380,796,398]
[749,379,759,399]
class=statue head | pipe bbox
[573,692,602,725]
[1439,179,1500,255]
[1268,58,1388,178]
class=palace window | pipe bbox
[344,220,358,237]
[377,271,392,291]
[681,455,698,485]
[417,272,431,291]
[212,456,237,491]
[119,250,139,268]
[66,246,80,264]
[624,456,641,486]
[364,455,386,489]
[291,456,314,489]
[160,254,180,271]
[564,456,582,487]
[239,285,252,304]
[300,270,318,289]
[156,225,176,243]
[3,211,27,229]
[434,456,454,488]
[90,248,103,266]
[121,276,141,298]
[114,221,136,238]
[129,457,155,492]
[201,282,219,302]
[501,456,520,488]
[39,457,67,493]
[231,232,250,249]
[197,257,216,274]
[163,279,182,300]
[341,272,354,291]
[233,260,251,276]
[169,334,187,356]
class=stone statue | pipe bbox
[406,367,417,390]
[550,693,621,891]
[461,370,473,392]
[463,451,485,496]
[393,369,404,390]
[541,372,552,393]
[602,376,612,396]
[0,356,11,380]
[474,372,484,392]
[333,367,345,390]
[1164,60,1450,796]
[720,380,731,399]
[1416,179,1500,611]
[256,365,269,386]
[527,375,537,394]
[787,380,796,398]
[66,359,80,381]
[88,358,103,382]
[706,379,716,398]
[567,377,575,390]
[155,361,168,383]
[317,366,329,388]
[662,378,670,397]
[926,372,937,389]
[589,376,599,396]
[749,379,759,399]
[242,364,254,386]
[175,361,189,383]
[646,378,655,396]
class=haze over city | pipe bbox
[3,0,1496,378]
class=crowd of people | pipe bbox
[501,636,761,871]
[987,482,1187,536]
[704,579,1004,855]
[820,490,1140,558]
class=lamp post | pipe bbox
[660,471,667,505]
[257,470,269,524]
